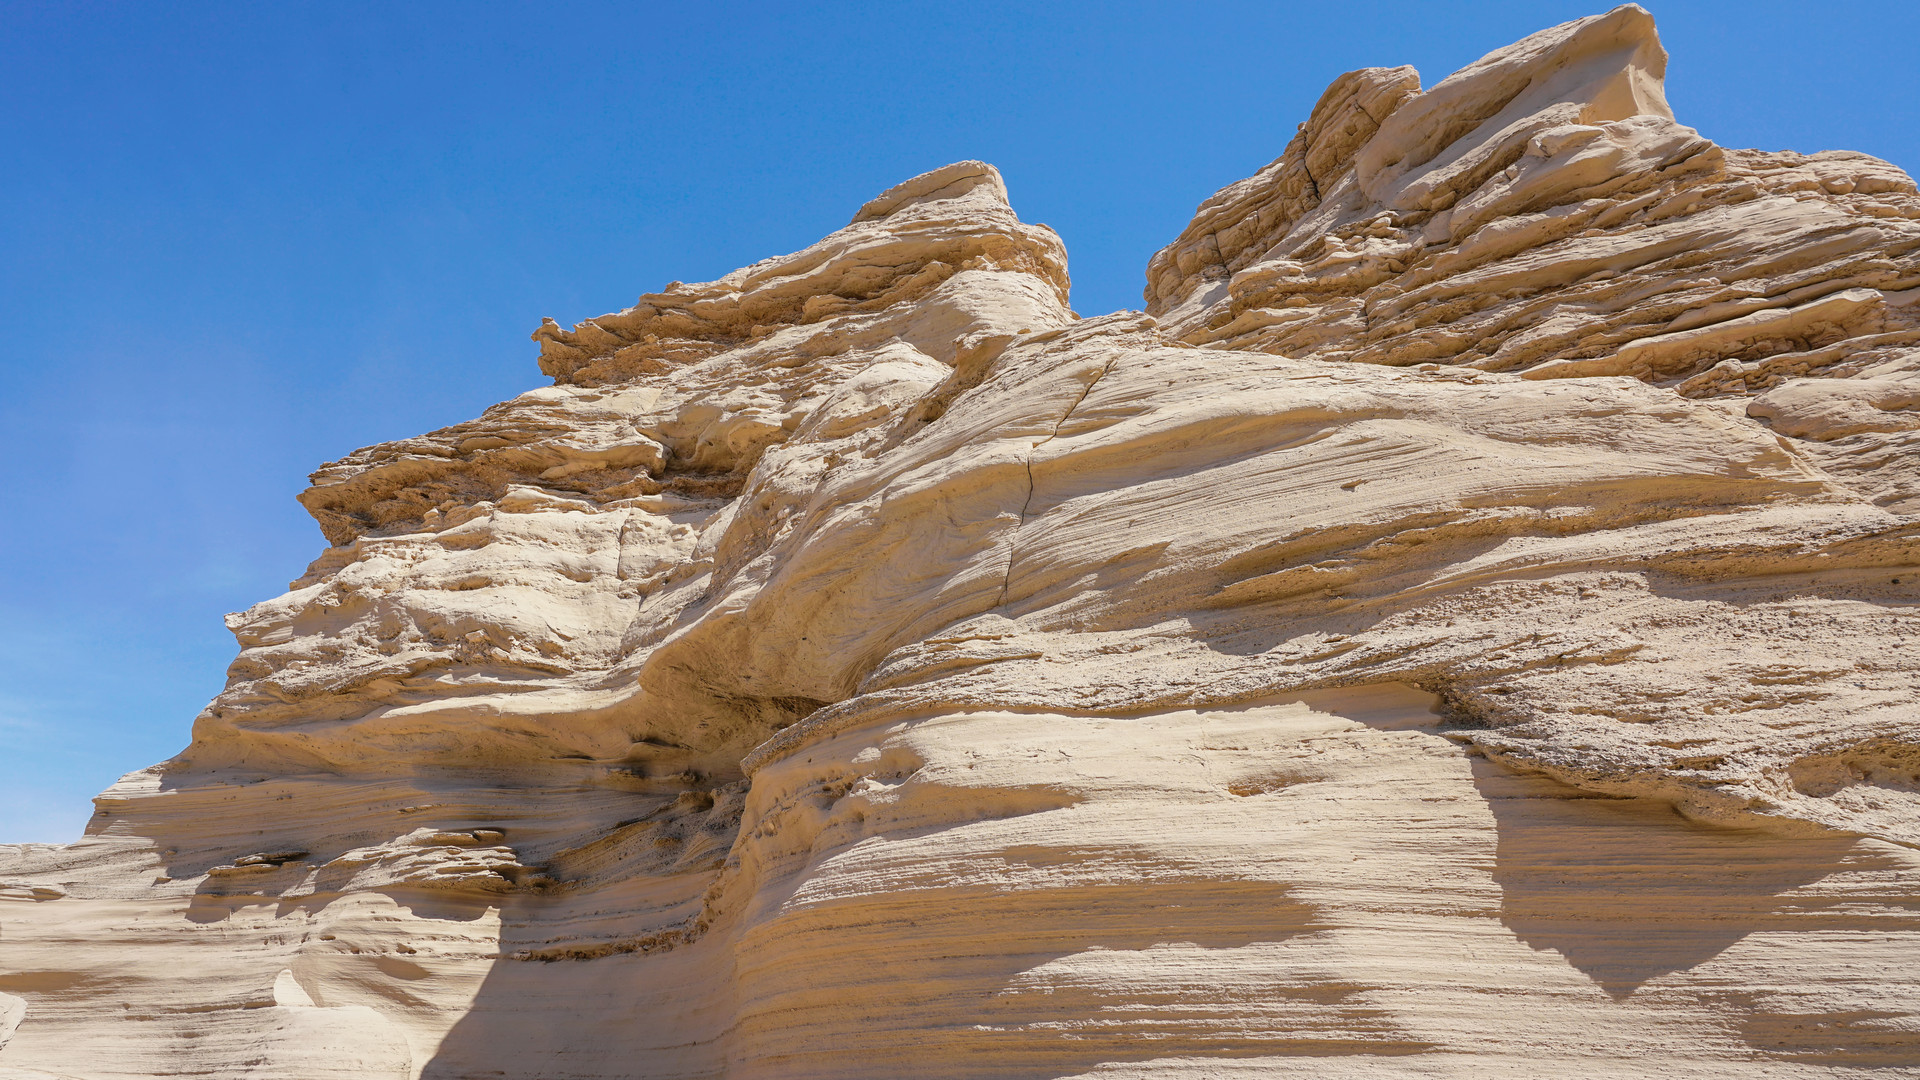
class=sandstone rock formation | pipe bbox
[4,8,1918,1077]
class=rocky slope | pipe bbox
[4,8,1918,1078]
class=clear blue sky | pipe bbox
[2,1,1915,842]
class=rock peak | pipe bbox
[850,160,1010,224]
[1145,1,1916,402]
[530,159,1067,387]
[1357,3,1672,211]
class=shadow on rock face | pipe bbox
[416,885,733,1080]
[1465,754,1859,998]
[419,803,1421,1077]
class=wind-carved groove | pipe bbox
[997,357,1120,606]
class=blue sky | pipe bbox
[2,1,1915,842]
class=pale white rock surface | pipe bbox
[4,8,1919,1077]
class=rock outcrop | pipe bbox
[3,8,1918,1078]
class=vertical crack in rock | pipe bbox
[999,354,1122,607]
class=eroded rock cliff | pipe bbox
[4,8,1918,1078]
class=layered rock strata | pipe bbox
[4,8,1918,1078]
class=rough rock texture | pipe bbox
[4,8,1919,1078]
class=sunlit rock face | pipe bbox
[4,8,1919,1078]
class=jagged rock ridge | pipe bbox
[3,8,1918,1078]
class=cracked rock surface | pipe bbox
[3,8,1918,1078]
